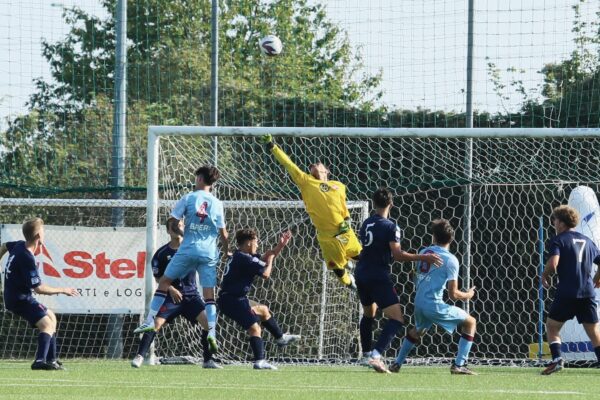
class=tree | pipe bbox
[0,0,383,196]
[487,0,600,128]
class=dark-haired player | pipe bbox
[135,165,229,355]
[0,218,78,370]
[218,229,300,370]
[131,219,220,369]
[356,188,442,373]
[391,219,477,375]
[260,135,361,290]
[539,205,600,375]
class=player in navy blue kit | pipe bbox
[131,219,221,369]
[356,188,442,373]
[0,218,78,370]
[218,229,300,370]
[540,205,600,375]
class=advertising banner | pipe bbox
[1,225,153,314]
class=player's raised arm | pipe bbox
[259,231,292,279]
[260,135,309,187]
[260,253,276,280]
[269,230,293,258]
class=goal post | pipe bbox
[148,125,600,364]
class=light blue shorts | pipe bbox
[414,303,468,334]
[164,252,218,288]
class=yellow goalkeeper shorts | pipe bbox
[317,229,362,270]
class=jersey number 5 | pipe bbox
[363,223,375,247]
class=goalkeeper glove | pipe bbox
[338,218,351,235]
[259,134,274,150]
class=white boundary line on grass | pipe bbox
[0,378,586,396]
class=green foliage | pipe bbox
[488,0,600,128]
[2,0,600,196]
[0,0,383,196]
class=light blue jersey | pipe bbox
[171,190,225,259]
[414,245,459,307]
[413,245,466,334]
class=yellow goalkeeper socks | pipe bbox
[337,270,352,286]
[332,268,354,288]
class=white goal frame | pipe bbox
[147,126,600,364]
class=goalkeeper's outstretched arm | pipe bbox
[260,135,308,187]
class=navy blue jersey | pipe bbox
[219,251,266,297]
[356,215,401,279]
[548,230,600,298]
[3,241,41,307]
[152,243,198,298]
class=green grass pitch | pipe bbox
[0,361,598,400]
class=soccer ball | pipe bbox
[259,35,283,56]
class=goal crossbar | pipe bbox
[148,126,600,139]
[146,125,600,363]
[0,198,367,210]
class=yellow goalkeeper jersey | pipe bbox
[272,145,350,235]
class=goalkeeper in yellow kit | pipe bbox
[260,135,361,290]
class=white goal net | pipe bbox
[2,127,600,364]
[148,126,600,365]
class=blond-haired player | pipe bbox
[260,135,360,289]
[0,218,79,370]
[539,205,600,375]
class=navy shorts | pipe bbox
[157,295,205,325]
[217,293,259,330]
[7,299,48,327]
[355,276,400,309]
[548,296,599,324]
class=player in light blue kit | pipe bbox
[135,166,229,354]
[390,219,477,375]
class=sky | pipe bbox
[0,0,597,128]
